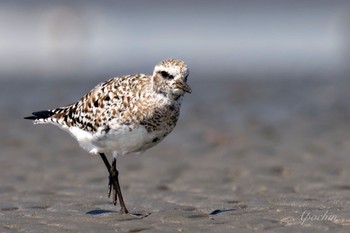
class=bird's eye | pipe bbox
[160,71,174,79]
[161,71,169,77]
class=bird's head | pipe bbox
[152,59,191,97]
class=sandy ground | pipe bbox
[2,77,350,232]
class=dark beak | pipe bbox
[176,81,192,93]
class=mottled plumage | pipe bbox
[25,59,191,214]
[26,59,190,155]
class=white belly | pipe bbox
[66,125,162,155]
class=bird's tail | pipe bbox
[24,110,59,124]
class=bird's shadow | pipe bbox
[86,208,235,217]
[209,208,236,215]
[86,209,116,215]
[86,209,151,218]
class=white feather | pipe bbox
[63,124,161,156]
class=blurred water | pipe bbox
[1,0,350,80]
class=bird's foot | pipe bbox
[99,153,129,214]
[107,159,129,214]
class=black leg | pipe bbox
[99,153,111,170]
[111,158,128,214]
[110,158,118,205]
[99,153,129,214]
[99,153,113,198]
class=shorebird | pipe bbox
[24,59,191,214]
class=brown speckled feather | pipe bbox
[26,59,191,155]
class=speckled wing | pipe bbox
[25,75,148,132]
[53,75,148,132]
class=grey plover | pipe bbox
[24,59,191,214]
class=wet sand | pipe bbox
[1,78,350,232]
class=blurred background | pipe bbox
[1,0,350,80]
[3,1,350,231]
